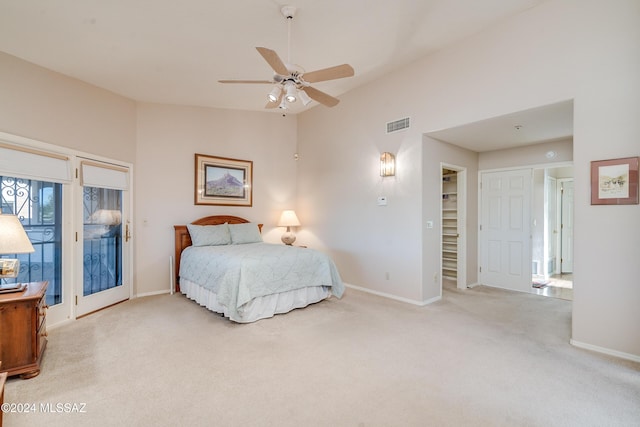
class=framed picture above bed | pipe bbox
[195,154,253,206]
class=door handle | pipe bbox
[125,222,131,242]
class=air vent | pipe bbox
[386,117,410,133]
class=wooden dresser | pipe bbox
[0,281,48,379]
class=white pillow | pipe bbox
[187,223,231,246]
[228,222,263,244]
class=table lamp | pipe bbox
[277,210,301,245]
[0,213,35,278]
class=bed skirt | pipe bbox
[179,278,332,323]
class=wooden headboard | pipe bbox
[173,215,263,293]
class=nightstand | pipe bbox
[0,281,48,379]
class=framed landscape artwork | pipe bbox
[195,154,253,206]
[590,156,639,205]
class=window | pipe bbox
[82,186,122,295]
[1,176,63,305]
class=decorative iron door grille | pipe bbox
[0,176,62,305]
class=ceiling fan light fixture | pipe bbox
[285,82,297,103]
[298,89,312,106]
[268,85,282,103]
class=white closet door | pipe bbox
[480,169,532,292]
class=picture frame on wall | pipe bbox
[195,154,253,206]
[590,156,639,205]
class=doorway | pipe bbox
[441,163,467,291]
[75,159,132,317]
[532,167,573,299]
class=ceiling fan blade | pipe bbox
[302,87,340,107]
[256,47,289,76]
[218,80,274,84]
[303,64,354,83]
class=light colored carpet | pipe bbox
[4,285,639,426]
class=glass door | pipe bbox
[76,160,131,317]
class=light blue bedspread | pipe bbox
[179,243,344,314]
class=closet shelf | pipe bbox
[442,169,458,285]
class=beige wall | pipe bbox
[296,107,425,302]
[0,52,136,162]
[298,0,640,359]
[134,103,298,295]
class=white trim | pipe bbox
[136,290,171,298]
[345,283,441,306]
[570,339,640,363]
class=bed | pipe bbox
[174,215,344,323]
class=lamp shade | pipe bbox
[0,214,35,254]
[268,85,282,103]
[284,82,297,103]
[298,89,312,106]
[277,210,301,227]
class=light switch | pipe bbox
[426,220,433,229]
[377,196,388,206]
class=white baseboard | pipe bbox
[570,339,640,363]
[344,283,441,306]
[135,289,171,298]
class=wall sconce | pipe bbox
[380,152,396,177]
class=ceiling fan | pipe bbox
[218,6,354,109]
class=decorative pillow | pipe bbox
[187,223,231,246]
[228,222,263,244]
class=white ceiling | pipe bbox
[0,0,572,151]
[427,100,574,152]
